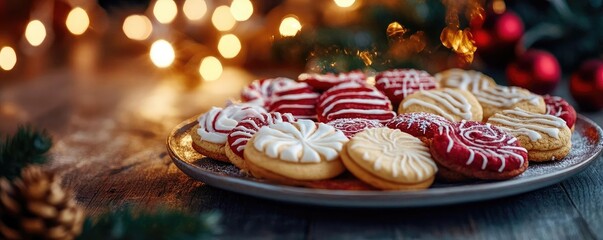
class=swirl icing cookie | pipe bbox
[487,108,571,162]
[375,69,437,107]
[194,104,267,161]
[268,81,320,120]
[241,78,295,108]
[399,88,483,122]
[317,81,396,123]
[473,85,545,120]
[544,95,577,130]
[244,119,348,184]
[341,128,437,190]
[386,112,453,144]
[226,112,296,170]
[326,118,384,138]
[430,121,528,180]
[297,71,366,91]
[434,68,496,93]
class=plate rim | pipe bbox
[167,114,603,207]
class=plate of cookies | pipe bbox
[167,69,603,207]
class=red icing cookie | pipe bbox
[543,95,576,129]
[241,78,295,108]
[227,112,296,160]
[430,121,529,180]
[317,81,396,123]
[326,118,384,138]
[298,71,366,91]
[375,69,437,106]
[386,112,452,143]
[269,81,320,120]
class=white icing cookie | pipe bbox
[197,104,267,144]
[399,88,483,122]
[435,68,496,93]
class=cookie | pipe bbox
[473,85,545,120]
[544,95,577,130]
[297,71,366,91]
[317,81,396,123]
[268,80,320,120]
[341,128,437,190]
[375,69,437,107]
[386,112,453,144]
[326,118,383,138]
[241,77,295,108]
[244,120,348,184]
[434,68,496,93]
[430,121,528,180]
[195,104,267,162]
[226,112,296,170]
[398,88,483,122]
[487,108,571,162]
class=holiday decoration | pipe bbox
[570,60,603,111]
[506,50,561,94]
[473,9,524,66]
[0,126,52,180]
[0,166,84,240]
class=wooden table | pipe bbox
[2,61,603,239]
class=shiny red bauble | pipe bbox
[506,50,561,94]
[570,60,603,111]
[473,11,524,66]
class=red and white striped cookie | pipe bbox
[375,69,437,106]
[543,95,577,129]
[317,81,396,123]
[241,78,297,108]
[326,118,383,138]
[298,71,366,91]
[226,112,297,169]
[269,81,320,120]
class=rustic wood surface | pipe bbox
[1,61,602,240]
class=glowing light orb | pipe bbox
[334,0,356,8]
[183,0,207,21]
[25,20,46,47]
[218,34,241,59]
[212,6,236,31]
[0,47,17,71]
[199,56,222,81]
[279,16,301,37]
[153,0,178,24]
[66,7,90,35]
[150,40,175,68]
[230,0,253,21]
[123,15,153,40]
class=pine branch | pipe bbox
[78,206,222,240]
[0,125,52,180]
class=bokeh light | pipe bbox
[230,0,253,21]
[334,0,356,8]
[218,34,241,59]
[153,0,178,24]
[199,56,222,81]
[0,47,17,71]
[66,7,90,35]
[279,16,302,37]
[123,15,153,40]
[183,0,207,21]
[150,40,175,68]
[212,6,236,31]
[25,20,46,47]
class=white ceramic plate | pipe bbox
[167,115,603,207]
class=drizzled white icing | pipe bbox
[488,108,567,141]
[252,120,348,163]
[473,85,542,107]
[269,81,320,120]
[298,71,366,83]
[434,68,493,93]
[545,95,569,117]
[228,112,296,156]
[375,69,436,98]
[241,78,297,108]
[443,121,527,172]
[386,112,451,136]
[317,81,395,122]
[197,104,267,144]
[349,128,436,183]
[402,89,473,121]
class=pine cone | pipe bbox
[0,166,84,240]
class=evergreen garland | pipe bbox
[0,125,52,180]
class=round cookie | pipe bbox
[226,112,296,170]
[487,108,572,162]
[341,128,437,190]
[244,120,348,184]
[544,95,577,130]
[317,81,396,123]
[298,71,366,91]
[195,104,267,162]
[375,69,437,107]
[386,112,453,144]
[434,68,496,93]
[326,118,383,138]
[430,121,528,180]
[473,85,545,120]
[399,88,483,122]
[268,81,320,120]
[241,77,295,108]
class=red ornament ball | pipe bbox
[570,60,603,111]
[506,50,561,95]
[473,10,524,66]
